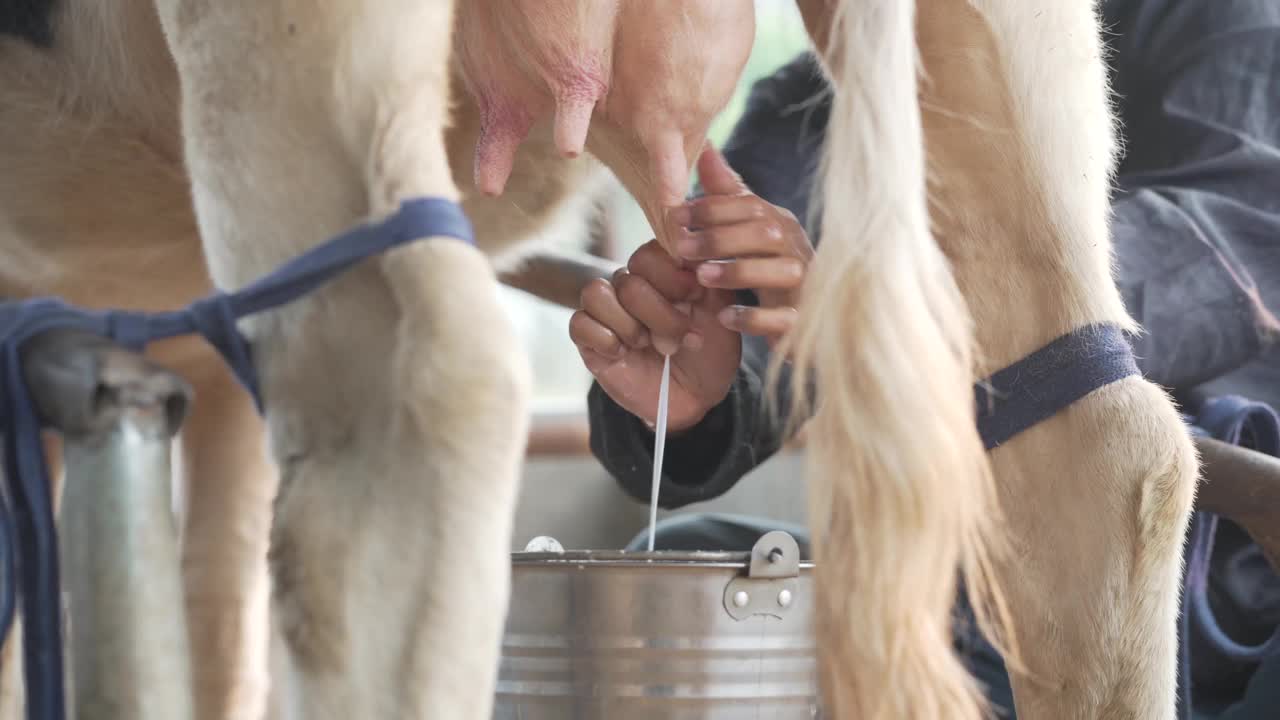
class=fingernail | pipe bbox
[673,301,692,315]
[653,337,680,356]
[697,263,723,283]
[682,332,703,350]
[676,232,702,258]
[718,305,743,330]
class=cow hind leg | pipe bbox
[165,344,277,720]
[916,0,1198,717]
[152,1,529,717]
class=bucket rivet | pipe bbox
[733,590,750,608]
[778,589,793,608]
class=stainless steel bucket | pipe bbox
[495,531,819,719]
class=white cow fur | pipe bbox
[0,0,1199,719]
[786,0,1198,717]
[0,1,604,717]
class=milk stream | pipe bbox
[647,354,672,552]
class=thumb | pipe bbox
[696,143,749,196]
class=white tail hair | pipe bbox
[777,0,1009,717]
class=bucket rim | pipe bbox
[511,548,815,569]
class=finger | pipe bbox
[578,346,618,376]
[614,271,695,355]
[667,194,765,233]
[673,220,794,261]
[695,143,750,196]
[695,257,807,291]
[627,241,701,300]
[580,279,649,350]
[569,308,626,359]
[719,305,799,339]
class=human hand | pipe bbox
[667,146,814,349]
[570,239,741,432]
[569,144,814,432]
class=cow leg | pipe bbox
[163,344,276,720]
[152,2,529,718]
[917,1,1197,717]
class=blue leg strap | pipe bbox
[0,196,473,720]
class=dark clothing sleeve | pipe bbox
[589,334,793,509]
[1104,0,1280,393]
[1099,1,1280,703]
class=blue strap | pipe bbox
[974,329,1280,716]
[145,195,475,408]
[0,196,473,720]
[1186,397,1280,663]
[973,322,1140,450]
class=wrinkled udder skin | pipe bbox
[454,0,756,250]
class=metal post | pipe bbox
[60,405,192,720]
[19,329,194,720]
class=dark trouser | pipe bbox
[627,513,1280,720]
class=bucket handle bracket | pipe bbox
[722,531,801,621]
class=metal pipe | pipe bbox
[1194,435,1280,569]
[499,250,621,310]
[1194,435,1280,514]
[20,329,194,720]
[60,406,192,720]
